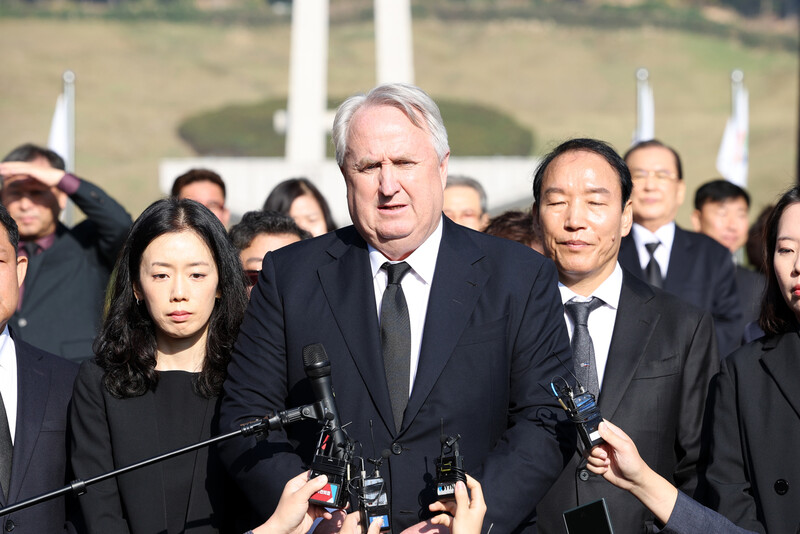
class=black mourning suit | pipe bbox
[537,270,719,534]
[219,218,575,533]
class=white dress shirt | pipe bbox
[632,222,676,280]
[0,326,18,444]
[558,263,623,390]
[369,218,443,397]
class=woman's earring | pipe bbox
[136,298,142,306]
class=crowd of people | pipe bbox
[0,81,791,534]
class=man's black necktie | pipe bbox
[645,242,663,288]
[564,297,604,397]
[0,392,13,500]
[381,262,412,433]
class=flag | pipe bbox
[47,93,71,170]
[632,78,654,144]
[716,86,749,188]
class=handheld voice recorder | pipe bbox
[435,429,466,501]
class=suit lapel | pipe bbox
[18,225,68,312]
[618,235,643,279]
[600,272,660,420]
[402,220,488,431]
[184,396,216,528]
[121,390,167,528]
[663,226,691,293]
[7,343,47,505]
[317,232,395,432]
[761,332,800,420]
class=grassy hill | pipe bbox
[0,10,796,224]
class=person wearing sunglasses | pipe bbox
[229,210,311,295]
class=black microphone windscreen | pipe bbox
[303,343,331,379]
[381,449,391,460]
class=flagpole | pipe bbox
[636,67,648,139]
[62,70,76,226]
[730,69,743,120]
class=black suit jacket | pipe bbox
[619,226,742,357]
[0,331,79,534]
[734,265,765,327]
[536,271,719,534]
[10,179,131,361]
[219,218,574,533]
[69,361,233,534]
[698,332,800,534]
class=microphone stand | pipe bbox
[0,402,326,517]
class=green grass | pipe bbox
[0,13,796,223]
[178,97,534,157]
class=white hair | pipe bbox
[332,83,450,167]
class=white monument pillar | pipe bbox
[285,0,329,163]
[375,0,414,85]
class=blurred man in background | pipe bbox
[692,179,764,327]
[0,143,131,361]
[443,175,489,231]
[619,140,742,356]
[172,168,230,226]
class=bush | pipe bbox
[178,96,535,157]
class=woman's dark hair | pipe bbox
[95,198,248,399]
[263,178,337,233]
[759,186,800,336]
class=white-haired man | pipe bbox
[220,83,573,533]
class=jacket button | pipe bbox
[775,479,789,495]
[391,442,402,455]
[5,519,14,532]
[578,469,590,481]
[16,318,26,328]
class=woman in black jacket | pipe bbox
[700,185,800,533]
[69,198,248,533]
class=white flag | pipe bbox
[47,93,71,170]
[716,87,749,188]
[633,82,654,144]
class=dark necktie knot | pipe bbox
[21,241,40,258]
[383,261,411,285]
[645,242,660,256]
[564,297,603,327]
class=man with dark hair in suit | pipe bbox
[0,144,132,361]
[692,179,765,328]
[0,202,79,533]
[172,168,230,227]
[220,83,573,533]
[618,140,742,356]
[532,138,718,534]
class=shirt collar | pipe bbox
[368,216,443,285]
[0,326,13,369]
[558,262,623,310]
[18,232,56,254]
[632,221,675,251]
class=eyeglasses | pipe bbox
[631,169,678,182]
[244,270,260,287]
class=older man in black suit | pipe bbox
[220,84,573,533]
[0,203,78,533]
[618,140,742,356]
[532,139,718,534]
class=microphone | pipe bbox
[549,352,604,451]
[303,343,352,509]
[303,343,348,459]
